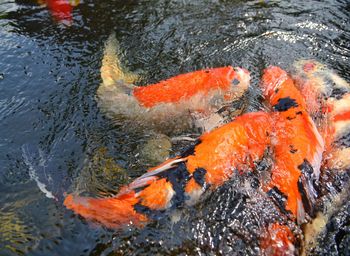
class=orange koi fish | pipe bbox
[97,34,250,134]
[258,66,324,255]
[292,60,350,171]
[64,66,324,255]
[64,111,272,228]
[260,66,324,223]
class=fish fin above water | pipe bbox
[100,32,139,87]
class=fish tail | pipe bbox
[97,34,144,120]
[64,158,187,228]
[64,191,148,228]
[100,32,139,87]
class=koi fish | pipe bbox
[258,66,324,255]
[64,66,324,255]
[97,34,250,134]
[37,0,79,25]
[292,60,350,254]
[292,60,350,171]
[260,66,324,223]
[64,111,273,228]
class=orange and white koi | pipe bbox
[292,60,350,171]
[97,34,250,134]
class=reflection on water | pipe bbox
[0,0,349,255]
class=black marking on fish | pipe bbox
[267,186,291,216]
[298,159,314,175]
[297,159,317,217]
[155,162,191,208]
[273,97,299,112]
[232,78,240,85]
[180,139,202,158]
[289,145,298,154]
[251,177,260,189]
[331,87,348,100]
[296,111,303,115]
[275,88,280,93]
[334,131,350,148]
[193,168,207,187]
[205,70,210,73]
[133,203,165,220]
[297,176,314,217]
[287,116,296,120]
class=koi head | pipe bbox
[221,67,250,108]
[293,59,349,100]
[292,60,329,97]
[231,67,250,94]
[293,59,350,120]
[260,66,289,100]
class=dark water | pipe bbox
[0,0,349,255]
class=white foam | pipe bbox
[22,147,56,200]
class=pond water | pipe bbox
[0,0,349,255]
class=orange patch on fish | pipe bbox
[261,223,295,255]
[133,67,236,107]
[63,192,147,229]
[333,110,350,122]
[186,112,272,187]
[138,178,174,210]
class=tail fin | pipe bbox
[100,32,139,87]
[97,33,142,121]
[64,158,184,228]
[64,192,148,229]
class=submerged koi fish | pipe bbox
[97,34,250,134]
[37,0,79,25]
[65,66,325,254]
